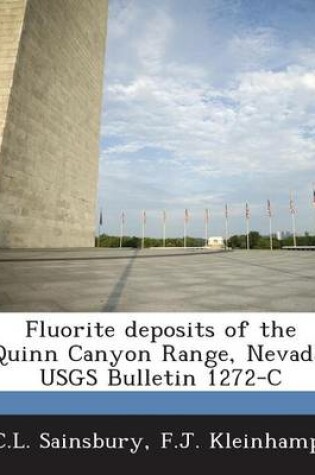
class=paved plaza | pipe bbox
[0,248,314,312]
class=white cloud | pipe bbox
[103,66,315,173]
[100,0,315,236]
[108,0,139,39]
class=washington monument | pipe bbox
[0,0,108,248]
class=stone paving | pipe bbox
[0,248,314,312]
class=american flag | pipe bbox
[120,211,125,224]
[245,202,250,220]
[267,199,272,217]
[163,210,167,223]
[143,210,147,224]
[289,193,296,214]
[99,210,103,226]
[184,209,189,223]
[313,184,315,208]
[225,203,228,219]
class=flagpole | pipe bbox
[312,182,315,236]
[163,211,166,248]
[183,209,188,248]
[142,211,146,249]
[119,211,124,248]
[291,212,297,247]
[98,209,103,248]
[205,209,209,247]
[267,200,273,251]
[246,203,250,250]
[290,192,297,248]
[225,204,229,251]
[246,219,250,250]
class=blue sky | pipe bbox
[98,0,315,238]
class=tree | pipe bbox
[249,231,260,248]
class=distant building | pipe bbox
[277,231,292,240]
[276,231,283,240]
[208,236,225,248]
